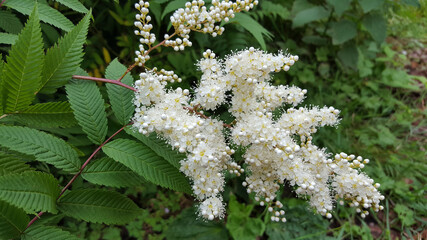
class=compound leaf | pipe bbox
[0,171,60,213]
[4,0,74,32]
[105,59,135,125]
[57,189,141,224]
[66,76,108,145]
[3,6,43,113]
[0,125,81,173]
[82,157,146,188]
[103,139,191,193]
[38,11,91,94]
[0,200,29,239]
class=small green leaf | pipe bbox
[165,207,229,240]
[362,13,387,43]
[394,204,416,227]
[58,189,141,224]
[125,127,185,169]
[0,171,60,213]
[0,200,29,239]
[82,157,146,188]
[226,195,265,240]
[22,225,81,240]
[3,5,44,113]
[54,0,89,14]
[358,0,385,13]
[105,59,135,125]
[4,0,74,32]
[161,0,187,19]
[0,10,24,34]
[66,76,108,145]
[103,139,191,193]
[0,125,81,173]
[331,20,357,45]
[9,101,77,128]
[0,33,18,45]
[292,6,330,28]
[38,11,91,94]
[326,0,352,17]
[337,42,358,70]
[227,13,273,50]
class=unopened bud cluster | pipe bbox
[131,0,383,222]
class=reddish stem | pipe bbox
[25,124,131,230]
[0,0,6,7]
[72,75,136,92]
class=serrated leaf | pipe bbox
[82,157,146,188]
[362,13,387,43]
[358,0,385,13]
[54,0,88,14]
[292,6,330,28]
[0,56,4,115]
[3,6,43,113]
[103,139,191,193]
[331,20,357,45]
[0,199,29,239]
[57,189,141,224]
[0,10,24,34]
[9,101,77,128]
[259,1,290,20]
[38,11,91,94]
[227,13,273,50]
[0,32,18,45]
[0,125,81,173]
[105,59,135,125]
[326,0,352,17]
[22,225,81,240]
[0,155,34,176]
[161,0,187,19]
[66,77,108,145]
[337,42,358,70]
[4,0,74,32]
[0,171,60,213]
[125,127,185,169]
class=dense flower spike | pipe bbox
[131,0,383,221]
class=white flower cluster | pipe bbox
[134,0,258,65]
[131,0,383,222]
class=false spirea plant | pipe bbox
[130,0,384,221]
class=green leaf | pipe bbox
[358,0,385,13]
[22,225,81,240]
[331,20,357,45]
[3,5,43,113]
[38,11,91,94]
[0,10,24,34]
[0,125,81,173]
[57,189,141,224]
[226,195,265,240]
[394,204,416,227]
[0,32,18,45]
[82,157,146,188]
[4,0,74,32]
[103,139,191,193]
[402,0,420,7]
[161,0,187,19]
[66,78,108,145]
[0,200,29,239]
[326,0,352,17]
[259,2,290,20]
[362,13,387,43]
[292,6,330,28]
[0,155,33,176]
[0,56,4,115]
[105,59,135,125]
[125,127,185,169]
[165,207,229,240]
[9,102,77,128]
[54,0,88,14]
[0,171,60,213]
[337,42,358,70]
[227,13,273,50]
